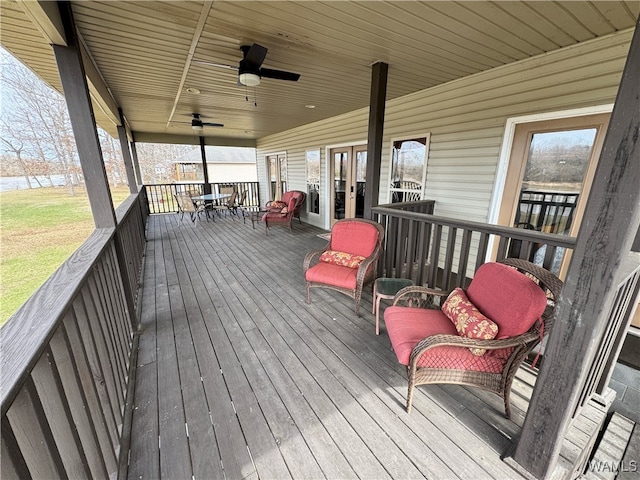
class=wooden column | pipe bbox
[363,61,388,219]
[510,17,640,479]
[200,136,211,195]
[54,1,138,327]
[52,1,115,229]
[117,109,138,194]
[130,140,143,188]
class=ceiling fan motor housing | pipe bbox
[238,59,261,86]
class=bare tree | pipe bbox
[0,127,37,188]
[1,49,79,194]
[99,129,126,186]
[136,142,191,183]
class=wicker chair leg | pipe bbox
[503,391,512,419]
[354,286,364,316]
[305,284,311,304]
[406,366,416,413]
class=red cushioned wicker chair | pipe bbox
[304,218,385,315]
[262,190,305,234]
[384,258,563,416]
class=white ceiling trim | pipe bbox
[167,0,214,127]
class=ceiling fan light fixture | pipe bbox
[239,72,261,86]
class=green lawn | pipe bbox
[0,186,131,325]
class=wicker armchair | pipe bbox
[304,218,385,315]
[262,190,305,234]
[384,258,563,416]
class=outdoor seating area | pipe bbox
[125,213,559,479]
[175,188,311,234]
[385,258,562,415]
[2,3,638,479]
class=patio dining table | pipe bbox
[190,192,232,220]
[191,193,231,203]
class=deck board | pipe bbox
[123,213,536,479]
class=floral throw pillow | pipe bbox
[441,287,499,355]
[269,201,287,212]
[319,250,366,269]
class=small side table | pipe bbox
[373,277,414,335]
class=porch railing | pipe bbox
[144,181,260,214]
[0,191,147,479]
[372,200,576,292]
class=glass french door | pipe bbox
[267,153,287,200]
[329,145,367,225]
[498,113,609,275]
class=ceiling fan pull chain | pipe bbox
[254,86,258,108]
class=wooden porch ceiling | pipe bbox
[1,1,639,144]
[129,212,536,479]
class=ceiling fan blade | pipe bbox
[194,59,238,70]
[243,43,268,68]
[202,122,224,127]
[260,68,300,82]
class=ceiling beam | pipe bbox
[79,35,121,127]
[166,0,215,126]
[19,0,66,45]
[133,132,256,148]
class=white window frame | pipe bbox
[265,151,287,201]
[305,148,321,216]
[486,104,614,263]
[387,133,431,203]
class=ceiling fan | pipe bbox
[190,113,223,130]
[196,43,301,86]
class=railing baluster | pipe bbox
[31,346,92,478]
[372,201,575,293]
[406,219,417,281]
[429,224,443,288]
[443,227,457,291]
[7,378,66,478]
[457,229,473,288]
[64,311,119,474]
[50,324,110,478]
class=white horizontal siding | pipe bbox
[257,28,633,229]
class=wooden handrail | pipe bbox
[372,201,576,292]
[1,191,146,478]
[144,181,260,214]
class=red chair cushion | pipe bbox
[262,212,291,223]
[305,262,358,290]
[385,306,456,365]
[466,262,547,339]
[441,287,499,355]
[385,306,510,373]
[330,221,379,258]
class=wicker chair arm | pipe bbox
[392,286,448,308]
[303,249,325,272]
[409,331,539,366]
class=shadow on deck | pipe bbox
[122,213,535,479]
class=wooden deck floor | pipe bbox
[122,212,535,480]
